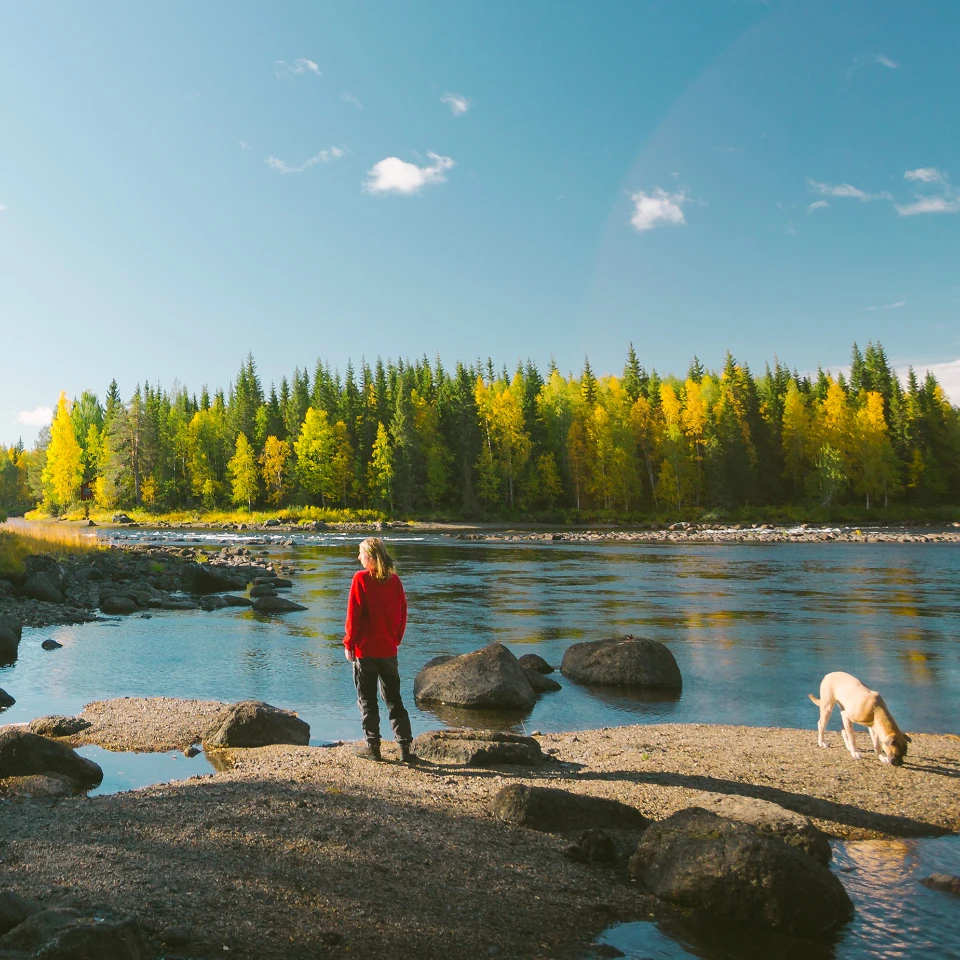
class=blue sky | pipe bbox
[1,0,958,446]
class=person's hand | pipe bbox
[345,648,356,662]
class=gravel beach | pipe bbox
[1,700,957,960]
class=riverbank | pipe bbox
[1,710,957,959]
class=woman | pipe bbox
[344,537,415,762]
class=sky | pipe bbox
[1,0,958,447]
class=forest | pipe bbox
[2,342,958,521]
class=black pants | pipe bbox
[353,656,413,745]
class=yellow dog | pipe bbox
[809,672,911,766]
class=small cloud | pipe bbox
[441,93,470,117]
[904,167,946,183]
[265,146,346,174]
[853,53,899,71]
[275,58,321,80]
[18,406,52,427]
[807,200,829,213]
[865,299,907,312]
[340,92,363,109]
[629,187,690,232]
[785,220,798,235]
[807,179,892,202]
[0,204,7,213]
[895,195,960,216]
[364,152,454,195]
[238,140,251,151]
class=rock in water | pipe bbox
[628,807,853,935]
[0,614,23,662]
[202,700,310,748]
[252,595,307,613]
[414,643,536,709]
[523,665,562,692]
[561,635,682,689]
[0,687,15,710]
[490,783,649,832]
[100,596,140,615]
[0,728,102,790]
[412,729,543,767]
[517,653,555,674]
[41,638,64,650]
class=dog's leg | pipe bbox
[869,726,889,763]
[816,697,833,748]
[840,710,861,760]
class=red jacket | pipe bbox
[344,570,407,659]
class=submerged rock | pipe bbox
[202,700,310,749]
[921,873,960,894]
[561,636,682,690]
[0,728,103,790]
[490,784,649,833]
[414,643,536,709]
[412,729,543,767]
[628,807,853,935]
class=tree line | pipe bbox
[2,342,958,520]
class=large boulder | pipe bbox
[202,700,310,749]
[21,572,64,604]
[705,796,832,865]
[414,643,536,709]
[0,614,22,662]
[0,688,14,710]
[412,729,543,767]
[0,728,103,790]
[100,595,140,615]
[561,635,682,690]
[252,595,307,613]
[0,907,146,959]
[490,784,649,833]
[22,555,65,590]
[180,563,248,594]
[628,808,853,935]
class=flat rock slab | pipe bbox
[68,697,232,752]
[252,595,307,613]
[628,807,853,935]
[412,729,543,767]
[490,783,649,833]
[561,635,682,689]
[28,716,92,738]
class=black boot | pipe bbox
[355,740,382,761]
[399,742,417,764]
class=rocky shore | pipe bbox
[0,702,958,959]
[0,541,296,631]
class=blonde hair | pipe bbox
[359,537,396,581]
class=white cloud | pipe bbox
[238,140,251,151]
[896,360,960,404]
[895,195,960,216]
[629,188,689,232]
[864,299,907,312]
[364,152,454,195]
[441,93,470,117]
[807,179,892,202]
[807,200,829,213]
[904,167,946,183]
[853,53,899,70]
[17,407,52,427]
[264,146,345,174]
[275,58,321,79]
[340,92,363,109]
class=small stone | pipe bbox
[41,638,64,650]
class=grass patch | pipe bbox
[0,520,103,581]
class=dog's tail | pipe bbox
[808,693,821,706]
